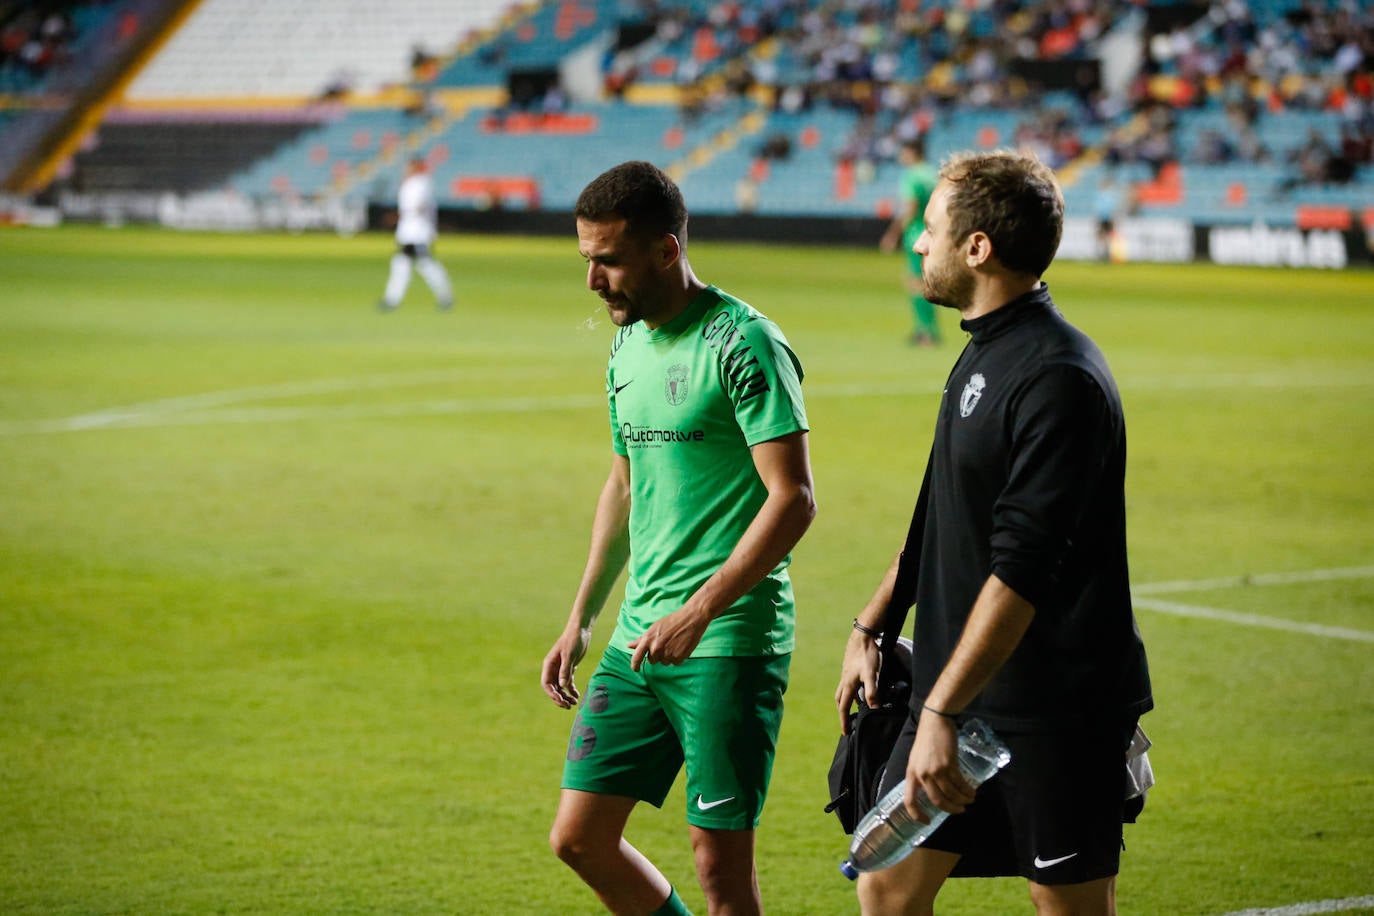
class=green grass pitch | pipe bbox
[1,225,1371,914]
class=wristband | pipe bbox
[922,703,958,720]
[852,618,881,638]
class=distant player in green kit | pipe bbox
[542,160,817,916]
[880,137,941,346]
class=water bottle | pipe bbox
[839,717,1011,880]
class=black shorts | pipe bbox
[877,716,1136,885]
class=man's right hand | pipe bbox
[541,625,591,709]
[834,627,882,734]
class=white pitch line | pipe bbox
[1134,566,1374,595]
[3,370,1373,437]
[1131,566,1374,643]
[18,367,505,431]
[0,380,942,435]
[1124,372,1374,391]
[0,394,611,434]
[1216,894,1374,915]
[1133,597,1374,643]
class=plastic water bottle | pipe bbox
[839,718,1011,880]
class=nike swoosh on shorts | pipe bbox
[1033,852,1080,869]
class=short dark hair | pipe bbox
[575,161,688,248]
[939,150,1063,278]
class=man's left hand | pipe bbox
[906,708,976,819]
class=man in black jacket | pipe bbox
[836,150,1152,916]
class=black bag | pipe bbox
[824,637,913,833]
[824,452,932,834]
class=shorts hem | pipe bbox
[1018,864,1120,886]
[560,781,667,809]
[686,816,761,831]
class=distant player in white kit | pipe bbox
[379,155,454,312]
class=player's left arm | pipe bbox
[628,430,816,670]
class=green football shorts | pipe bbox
[561,647,790,830]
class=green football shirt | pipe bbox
[605,285,808,657]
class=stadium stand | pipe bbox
[0,0,174,193]
[5,0,1372,243]
[40,1,513,202]
[122,0,513,99]
[70,111,324,194]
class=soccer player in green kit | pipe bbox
[542,160,817,916]
[880,137,941,346]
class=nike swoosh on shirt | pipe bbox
[696,795,735,811]
[1033,853,1079,869]
[613,380,633,394]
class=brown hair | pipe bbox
[575,161,688,249]
[939,150,1064,277]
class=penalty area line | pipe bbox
[1133,597,1374,643]
[1215,894,1374,915]
[1133,566,1374,595]
[3,369,1374,437]
[1131,565,1374,643]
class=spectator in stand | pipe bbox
[1292,128,1335,185]
[1195,128,1236,164]
[1094,174,1124,262]
[1341,122,1373,167]
[1222,98,1270,162]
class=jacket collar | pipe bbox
[959,283,1055,343]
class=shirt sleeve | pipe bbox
[608,359,628,456]
[989,364,1117,607]
[723,317,809,446]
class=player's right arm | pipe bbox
[880,192,917,253]
[879,203,912,253]
[834,548,901,732]
[541,453,632,708]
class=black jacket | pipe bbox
[909,284,1153,733]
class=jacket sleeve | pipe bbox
[988,364,1118,608]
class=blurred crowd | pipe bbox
[610,0,1372,192]
[614,0,1121,170]
[1100,0,1372,185]
[0,4,77,86]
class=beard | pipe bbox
[921,258,974,310]
[601,293,641,326]
[604,300,635,326]
[603,285,671,327]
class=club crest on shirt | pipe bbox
[665,364,690,406]
[959,372,986,417]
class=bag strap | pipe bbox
[875,445,934,691]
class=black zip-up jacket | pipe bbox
[910,284,1153,733]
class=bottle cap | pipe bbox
[839,860,859,881]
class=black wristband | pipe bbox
[922,702,958,720]
[852,618,881,638]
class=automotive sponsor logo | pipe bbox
[621,422,705,445]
